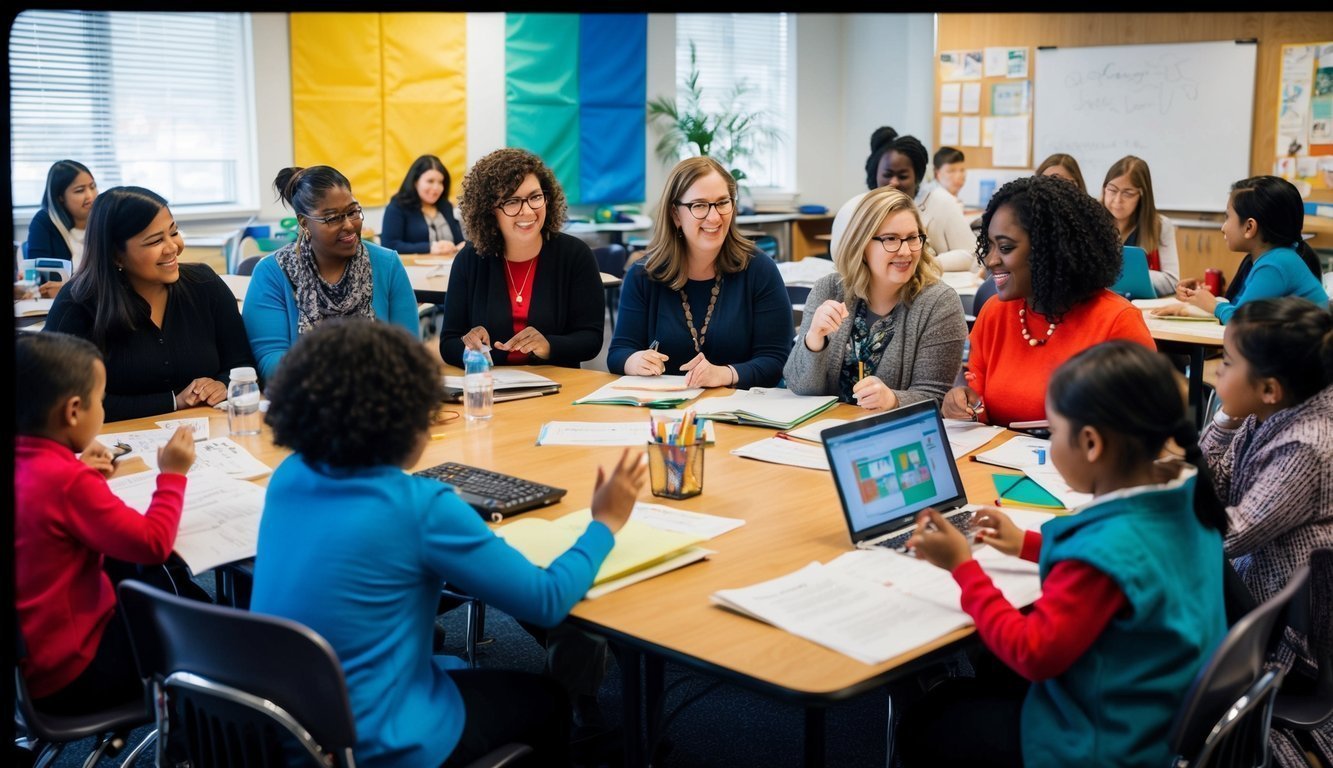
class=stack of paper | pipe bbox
[537,420,716,446]
[942,420,1006,458]
[573,375,704,408]
[14,298,54,317]
[443,368,560,403]
[731,437,830,471]
[779,417,852,444]
[692,388,838,429]
[108,468,266,574]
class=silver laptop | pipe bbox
[821,400,981,553]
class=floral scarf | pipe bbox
[274,234,375,335]
[837,300,898,402]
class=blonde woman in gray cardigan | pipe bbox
[784,187,967,410]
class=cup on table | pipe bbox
[646,441,705,500]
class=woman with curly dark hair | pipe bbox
[941,175,1155,427]
[380,154,464,257]
[252,319,647,768]
[439,148,604,368]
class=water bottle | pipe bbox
[227,366,262,436]
[462,347,493,421]
[16,268,39,300]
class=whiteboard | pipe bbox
[1034,40,1256,212]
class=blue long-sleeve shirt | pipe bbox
[1215,245,1328,324]
[607,254,793,388]
[250,456,613,768]
[241,241,420,382]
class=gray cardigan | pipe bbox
[783,273,966,406]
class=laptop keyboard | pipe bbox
[873,509,979,553]
[414,462,566,522]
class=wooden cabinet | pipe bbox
[1171,217,1245,287]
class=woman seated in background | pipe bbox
[863,126,976,271]
[784,186,966,410]
[1034,152,1089,193]
[381,154,464,257]
[243,165,419,382]
[438,148,604,369]
[26,159,98,298]
[608,156,792,388]
[1101,155,1179,297]
[45,186,255,421]
[1164,175,1328,323]
[942,175,1155,428]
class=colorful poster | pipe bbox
[1276,42,1333,190]
[1007,48,1029,79]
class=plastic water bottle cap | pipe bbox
[230,366,257,382]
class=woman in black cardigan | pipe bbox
[439,148,603,368]
[380,154,464,256]
[45,186,255,420]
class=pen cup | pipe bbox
[646,441,705,500]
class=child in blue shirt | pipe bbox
[249,318,646,768]
[902,341,1229,767]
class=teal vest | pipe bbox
[1021,471,1226,768]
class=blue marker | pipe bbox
[1032,448,1046,465]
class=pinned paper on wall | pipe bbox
[961,117,981,148]
[982,117,996,148]
[1006,48,1029,78]
[961,83,981,114]
[1276,41,1333,190]
[940,82,961,113]
[961,50,983,79]
[939,51,964,81]
[939,116,961,146]
[991,116,1030,168]
[984,47,1010,77]
[991,81,1030,117]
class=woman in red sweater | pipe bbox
[943,175,1155,427]
[15,332,195,714]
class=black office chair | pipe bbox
[1271,548,1333,739]
[13,632,156,768]
[235,254,262,277]
[592,243,628,330]
[1168,563,1310,767]
[786,284,812,331]
[971,274,997,320]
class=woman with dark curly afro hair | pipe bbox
[438,148,604,369]
[251,319,646,768]
[941,175,1155,427]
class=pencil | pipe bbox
[858,361,865,381]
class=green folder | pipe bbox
[991,473,1065,510]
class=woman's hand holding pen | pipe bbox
[804,300,849,352]
[942,385,984,421]
[972,508,1023,557]
[590,448,649,534]
[625,342,669,376]
[851,375,897,412]
[906,507,972,571]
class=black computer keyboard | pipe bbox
[414,462,567,522]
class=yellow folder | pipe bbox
[495,510,706,585]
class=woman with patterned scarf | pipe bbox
[783,186,967,412]
[243,165,419,382]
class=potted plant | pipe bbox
[646,41,784,209]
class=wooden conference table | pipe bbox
[102,367,1022,767]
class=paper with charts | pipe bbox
[108,468,266,574]
[96,432,271,480]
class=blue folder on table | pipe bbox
[1111,245,1156,300]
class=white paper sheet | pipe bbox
[942,420,1006,458]
[940,82,961,113]
[991,116,1030,167]
[961,83,981,114]
[537,420,716,447]
[973,436,1051,471]
[573,376,705,407]
[154,417,212,440]
[1023,464,1093,510]
[96,428,175,465]
[730,437,829,471]
[191,437,273,480]
[14,298,54,317]
[939,116,960,147]
[961,116,982,148]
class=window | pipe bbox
[675,14,795,191]
[10,11,256,213]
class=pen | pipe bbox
[649,340,660,352]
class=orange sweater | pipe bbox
[968,290,1155,427]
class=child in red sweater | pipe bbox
[15,331,195,714]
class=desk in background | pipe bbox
[736,213,834,261]
[1134,299,1225,427]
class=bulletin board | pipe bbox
[935,46,1033,170]
[1275,41,1333,192]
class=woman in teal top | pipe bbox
[249,319,646,768]
[1163,175,1328,324]
[242,166,419,381]
[902,342,1228,767]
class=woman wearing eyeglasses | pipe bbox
[608,156,793,388]
[1101,155,1179,297]
[783,187,966,411]
[243,165,419,382]
[942,175,1155,428]
[438,148,604,369]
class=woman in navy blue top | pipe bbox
[380,154,464,257]
[607,156,792,388]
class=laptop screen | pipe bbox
[822,401,968,541]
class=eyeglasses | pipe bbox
[306,205,364,228]
[496,192,547,217]
[676,198,734,220]
[869,233,926,254]
[1103,183,1141,202]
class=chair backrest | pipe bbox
[971,274,998,318]
[1168,563,1310,767]
[117,581,357,766]
[235,255,262,277]
[592,243,628,278]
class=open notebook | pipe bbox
[693,388,838,429]
[573,375,705,408]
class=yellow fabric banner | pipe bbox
[383,14,467,205]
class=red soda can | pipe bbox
[1204,268,1223,295]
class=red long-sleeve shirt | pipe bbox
[951,530,1128,681]
[15,435,186,697]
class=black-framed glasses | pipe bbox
[306,205,364,228]
[496,192,547,217]
[676,198,734,220]
[869,233,926,254]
